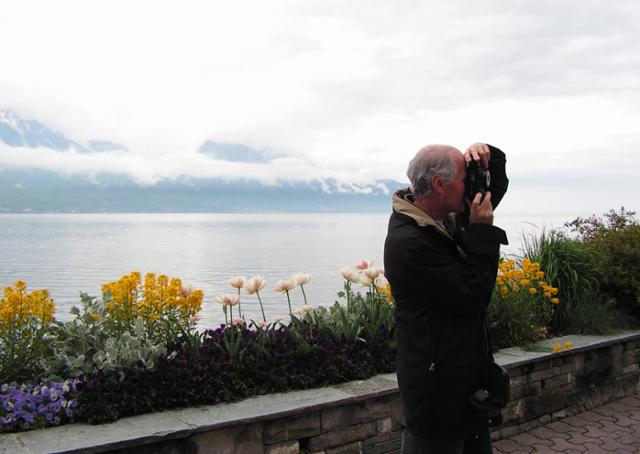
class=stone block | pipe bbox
[304,422,377,452]
[186,423,263,454]
[551,409,566,420]
[363,430,402,454]
[265,412,321,444]
[509,374,527,388]
[501,399,525,422]
[623,363,639,374]
[287,413,322,440]
[326,441,363,454]
[119,439,185,454]
[389,396,405,428]
[510,381,541,400]
[543,372,574,389]
[264,420,288,444]
[623,350,637,366]
[529,367,560,383]
[573,354,585,376]
[523,388,566,419]
[612,344,624,374]
[265,440,300,454]
[321,398,391,431]
[530,359,553,373]
[375,417,393,435]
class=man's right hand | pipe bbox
[469,191,493,225]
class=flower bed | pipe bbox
[1,265,395,432]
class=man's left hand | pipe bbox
[464,143,490,170]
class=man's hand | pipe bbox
[469,191,493,225]
[464,143,490,170]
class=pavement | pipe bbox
[493,394,640,453]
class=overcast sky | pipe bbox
[1,0,639,216]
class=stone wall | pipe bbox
[493,333,640,440]
[2,332,639,454]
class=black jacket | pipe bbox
[383,145,508,439]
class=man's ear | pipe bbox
[431,174,445,194]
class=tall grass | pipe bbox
[521,228,627,334]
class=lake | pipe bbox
[0,212,577,328]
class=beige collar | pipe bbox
[392,188,455,241]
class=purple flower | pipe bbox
[50,401,62,413]
[1,379,82,432]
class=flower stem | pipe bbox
[286,291,293,317]
[346,281,351,310]
[300,285,308,305]
[256,291,266,322]
[237,288,242,318]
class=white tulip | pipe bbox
[274,279,297,294]
[245,275,267,294]
[341,267,359,283]
[291,273,311,286]
[228,276,246,289]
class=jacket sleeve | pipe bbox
[487,144,508,210]
[407,224,504,316]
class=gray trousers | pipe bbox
[401,427,493,454]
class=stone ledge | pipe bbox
[2,331,639,454]
[493,331,640,369]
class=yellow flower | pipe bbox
[563,341,573,350]
[384,282,393,302]
[500,286,509,296]
[101,271,202,326]
[529,287,537,295]
[552,344,562,353]
[551,298,560,304]
[0,281,55,327]
[520,279,531,287]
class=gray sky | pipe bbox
[1,0,639,215]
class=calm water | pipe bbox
[0,212,575,328]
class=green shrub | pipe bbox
[566,208,640,320]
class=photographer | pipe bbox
[384,143,508,453]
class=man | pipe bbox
[384,143,508,453]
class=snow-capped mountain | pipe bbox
[0,109,405,212]
[0,110,128,152]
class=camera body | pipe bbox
[465,160,490,201]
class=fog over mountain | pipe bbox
[0,110,404,213]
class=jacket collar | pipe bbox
[392,188,455,241]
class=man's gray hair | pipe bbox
[407,144,457,199]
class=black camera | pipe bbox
[465,160,490,201]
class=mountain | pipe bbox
[199,140,273,163]
[0,109,405,212]
[0,110,127,152]
[0,167,403,213]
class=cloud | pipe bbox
[0,0,639,214]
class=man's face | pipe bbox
[442,151,467,214]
